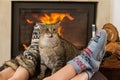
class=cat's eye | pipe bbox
[53,28,56,31]
[46,28,49,32]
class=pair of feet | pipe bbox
[68,29,107,79]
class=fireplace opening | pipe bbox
[11,1,97,58]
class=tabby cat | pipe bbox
[38,22,80,79]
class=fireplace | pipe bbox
[11,1,97,58]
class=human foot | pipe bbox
[67,29,107,78]
[84,29,107,71]
[86,29,107,61]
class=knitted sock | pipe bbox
[16,23,41,77]
[84,29,107,71]
[2,23,41,77]
[67,29,107,79]
[3,59,19,71]
[30,22,40,45]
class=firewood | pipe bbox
[106,42,120,58]
[114,44,120,59]
[103,23,119,43]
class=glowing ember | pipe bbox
[26,19,34,24]
[23,44,28,50]
[58,26,63,38]
[40,13,74,24]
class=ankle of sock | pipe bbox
[80,52,100,72]
[83,49,101,72]
[67,53,92,74]
[67,50,101,74]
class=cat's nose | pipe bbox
[49,34,53,38]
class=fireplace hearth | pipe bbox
[11,1,97,58]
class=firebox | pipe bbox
[11,1,97,58]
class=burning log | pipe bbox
[106,42,120,58]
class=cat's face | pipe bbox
[37,22,60,38]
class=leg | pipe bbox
[71,71,88,80]
[8,66,29,80]
[43,64,76,80]
[68,29,107,79]
[43,65,89,80]
[0,67,15,80]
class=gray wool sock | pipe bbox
[67,29,107,79]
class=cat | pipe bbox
[37,22,81,79]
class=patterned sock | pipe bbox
[16,23,41,77]
[3,59,19,71]
[67,29,107,79]
[84,29,107,71]
[2,23,41,77]
[31,22,40,45]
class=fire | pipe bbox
[23,44,28,50]
[26,19,34,24]
[26,13,74,24]
[26,13,74,38]
[40,13,74,24]
[58,26,63,38]
[39,13,74,36]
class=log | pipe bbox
[103,23,119,43]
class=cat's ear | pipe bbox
[37,22,46,29]
[35,22,40,28]
[55,21,61,28]
[35,22,39,26]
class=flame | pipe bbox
[25,13,74,38]
[26,13,74,24]
[40,13,74,24]
[26,19,34,24]
[65,14,74,21]
[58,26,63,37]
[23,44,28,50]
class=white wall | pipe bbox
[0,0,11,66]
[110,0,120,36]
